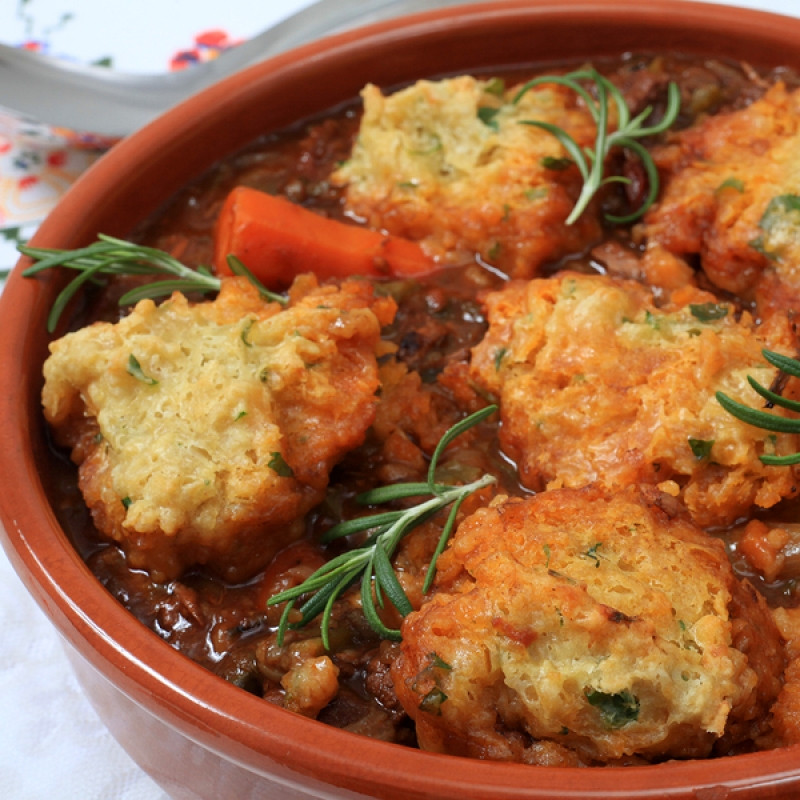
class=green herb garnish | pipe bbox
[484,77,506,97]
[19,234,287,333]
[477,106,501,130]
[541,155,574,171]
[716,349,800,465]
[689,302,729,322]
[240,318,255,347]
[715,177,745,194]
[582,542,602,567]
[267,405,498,648]
[749,194,800,261]
[760,194,800,230]
[513,68,680,225]
[688,437,714,460]
[419,687,448,715]
[127,354,157,385]
[268,451,295,478]
[429,653,452,671]
[414,652,452,715]
[585,688,640,728]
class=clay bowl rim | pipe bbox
[3,1,800,797]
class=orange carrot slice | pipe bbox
[213,186,435,287]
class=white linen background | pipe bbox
[1,1,798,798]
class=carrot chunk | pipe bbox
[213,186,435,287]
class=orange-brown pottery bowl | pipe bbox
[3,2,800,798]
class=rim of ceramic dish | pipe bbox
[3,1,800,798]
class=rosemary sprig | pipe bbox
[513,68,680,225]
[19,234,286,332]
[268,404,498,648]
[716,349,800,465]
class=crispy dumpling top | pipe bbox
[333,75,602,277]
[392,485,784,764]
[469,271,800,527]
[642,81,800,314]
[42,276,395,581]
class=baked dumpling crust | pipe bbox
[392,485,784,765]
[42,276,395,581]
[469,271,800,527]
[333,75,602,277]
[641,82,800,313]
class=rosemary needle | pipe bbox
[268,404,498,648]
[19,234,286,332]
[513,68,680,225]
[716,349,800,466]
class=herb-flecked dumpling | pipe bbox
[469,271,800,528]
[42,276,395,581]
[332,75,602,277]
[641,82,800,315]
[392,485,785,765]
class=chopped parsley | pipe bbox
[689,437,714,460]
[419,686,448,715]
[750,194,800,259]
[689,302,729,322]
[127,354,158,385]
[582,542,602,567]
[240,318,255,347]
[541,155,573,171]
[429,652,453,671]
[268,451,294,478]
[477,106,501,130]
[585,688,640,729]
[483,77,506,97]
[715,176,744,194]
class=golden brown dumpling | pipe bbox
[469,271,800,527]
[641,82,800,313]
[333,75,601,277]
[392,485,784,764]
[42,276,395,581]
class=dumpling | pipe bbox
[42,276,395,581]
[392,485,785,764]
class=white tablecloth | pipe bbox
[1,1,798,797]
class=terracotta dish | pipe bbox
[3,1,800,797]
